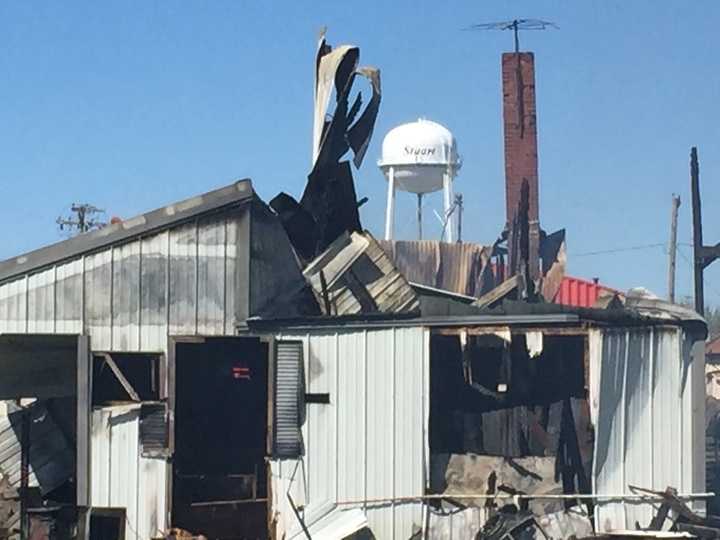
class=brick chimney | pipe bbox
[502,52,540,278]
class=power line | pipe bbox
[678,245,720,301]
[571,243,667,257]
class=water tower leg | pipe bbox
[443,171,454,243]
[417,193,423,240]
[385,167,396,240]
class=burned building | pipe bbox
[0,180,313,539]
[249,299,706,538]
[0,28,711,540]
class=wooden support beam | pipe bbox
[472,275,520,309]
[99,353,140,402]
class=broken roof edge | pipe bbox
[243,299,707,335]
[243,311,580,331]
[410,281,477,303]
[0,178,255,283]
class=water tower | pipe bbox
[378,118,461,242]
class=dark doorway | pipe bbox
[172,337,269,540]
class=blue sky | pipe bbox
[2,1,720,304]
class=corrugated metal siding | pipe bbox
[554,276,616,308]
[91,405,167,540]
[591,327,705,532]
[378,240,492,298]
[0,211,246,351]
[271,326,429,540]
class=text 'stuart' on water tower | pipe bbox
[377,118,462,242]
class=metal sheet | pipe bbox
[85,250,113,350]
[112,242,141,351]
[55,259,83,334]
[0,277,26,333]
[196,217,225,335]
[378,240,492,298]
[591,327,705,532]
[27,268,55,333]
[90,405,167,540]
[554,276,617,308]
[0,403,74,495]
[271,326,428,539]
[140,231,169,352]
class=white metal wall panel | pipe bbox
[366,329,396,540]
[0,214,245,351]
[307,332,338,505]
[224,218,239,335]
[652,330,682,495]
[109,409,140,533]
[90,409,112,506]
[336,331,366,503]
[623,329,654,529]
[392,326,425,540]
[197,218,226,335]
[592,327,703,532]
[90,405,167,540]
[27,268,55,333]
[272,326,428,540]
[55,259,82,334]
[140,232,169,352]
[85,250,113,350]
[137,456,168,539]
[0,277,26,333]
[168,223,198,336]
[112,242,141,351]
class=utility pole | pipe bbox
[667,194,680,303]
[57,203,106,235]
[690,147,720,316]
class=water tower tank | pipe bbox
[378,119,461,242]
[378,118,461,193]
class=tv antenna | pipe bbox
[57,203,107,236]
[465,19,558,52]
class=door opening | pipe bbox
[172,337,269,540]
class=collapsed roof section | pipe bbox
[271,31,381,263]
